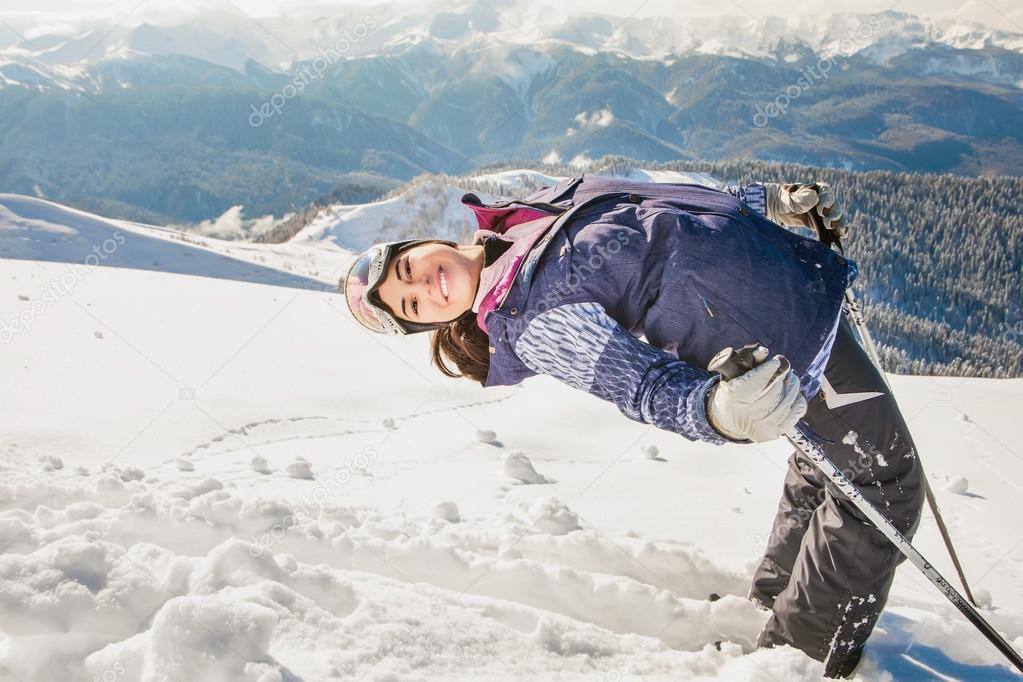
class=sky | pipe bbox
[2,0,1022,34]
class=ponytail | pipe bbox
[430,310,492,385]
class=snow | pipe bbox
[4,7,1023,101]
[476,428,499,444]
[461,42,557,102]
[250,456,273,475]
[285,457,315,480]
[1,193,1023,680]
[432,500,461,523]
[642,444,661,460]
[292,183,476,254]
[502,451,551,485]
[466,168,567,195]
[0,193,338,290]
[623,168,725,188]
[574,109,615,128]
[944,475,970,495]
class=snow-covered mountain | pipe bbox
[1,189,1022,681]
[4,5,1023,84]
[290,168,723,253]
[4,5,1023,227]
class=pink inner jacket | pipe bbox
[461,198,559,335]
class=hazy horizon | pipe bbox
[2,0,1022,38]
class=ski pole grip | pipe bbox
[708,344,762,381]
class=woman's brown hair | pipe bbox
[430,310,492,385]
[427,209,521,386]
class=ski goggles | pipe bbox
[341,239,458,335]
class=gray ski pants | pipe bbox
[750,314,926,678]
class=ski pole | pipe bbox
[842,287,979,607]
[840,289,889,390]
[708,346,1023,675]
[802,197,978,610]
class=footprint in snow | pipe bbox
[175,458,195,472]
[286,458,314,480]
[503,451,550,485]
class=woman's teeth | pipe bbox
[439,267,449,300]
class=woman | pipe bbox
[342,174,924,678]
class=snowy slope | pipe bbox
[292,183,477,254]
[2,195,1023,681]
[0,193,341,290]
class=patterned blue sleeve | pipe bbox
[724,183,767,217]
[512,301,728,445]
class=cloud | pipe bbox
[184,205,280,240]
[542,149,561,164]
[574,108,614,128]
[569,152,592,169]
[24,22,77,39]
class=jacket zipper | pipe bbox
[495,272,519,310]
[495,243,533,312]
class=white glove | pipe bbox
[764,182,847,238]
[707,347,807,443]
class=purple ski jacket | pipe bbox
[460,174,857,444]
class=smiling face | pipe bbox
[373,241,485,324]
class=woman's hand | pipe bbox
[706,346,807,443]
[764,182,847,238]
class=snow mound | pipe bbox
[944,475,969,494]
[84,595,287,682]
[529,497,581,535]
[37,454,64,471]
[285,457,314,480]
[250,456,272,475]
[120,467,145,482]
[432,500,461,523]
[641,444,661,460]
[503,451,550,484]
